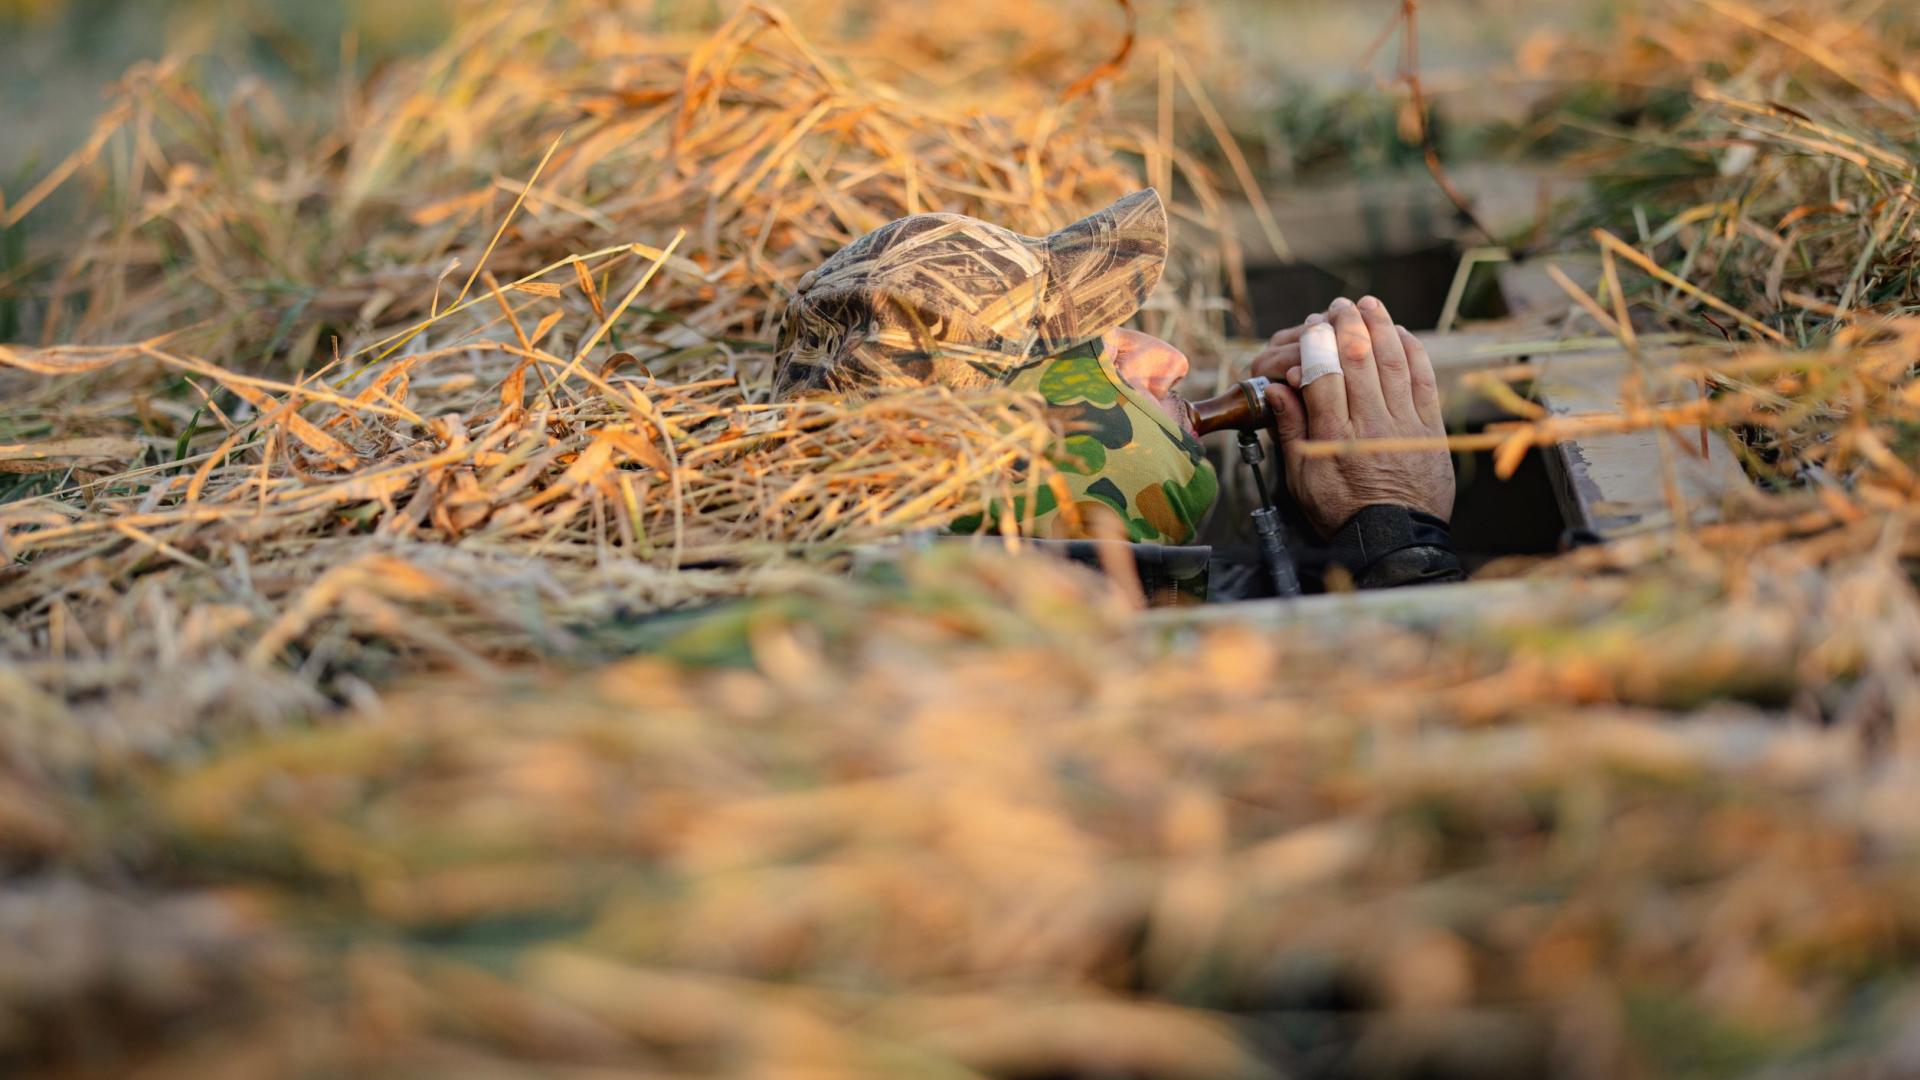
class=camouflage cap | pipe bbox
[772,188,1168,398]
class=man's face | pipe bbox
[1108,328,1196,437]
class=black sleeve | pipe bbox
[1324,505,1465,589]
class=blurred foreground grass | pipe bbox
[11,546,1920,1076]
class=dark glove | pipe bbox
[1325,505,1465,589]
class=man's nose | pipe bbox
[1145,340,1190,395]
[1118,329,1188,392]
[1163,342,1190,384]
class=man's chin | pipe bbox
[1162,392,1199,439]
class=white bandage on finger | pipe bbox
[1299,323,1342,387]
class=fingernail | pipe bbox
[1359,296,1382,311]
[1304,313,1326,325]
[1329,298,1353,311]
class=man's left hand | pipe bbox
[1248,297,1456,537]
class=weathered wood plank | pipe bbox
[1148,576,1605,630]
[1532,352,1750,537]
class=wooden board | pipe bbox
[1146,575,1658,633]
[1532,351,1750,537]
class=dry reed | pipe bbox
[7,0,1920,1077]
[0,0,1250,745]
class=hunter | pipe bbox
[771,188,1462,594]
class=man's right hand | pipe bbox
[1249,297,1456,538]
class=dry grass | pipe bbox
[10,548,1920,1076]
[0,0,1233,365]
[0,0,1251,746]
[1302,0,1920,545]
[6,0,1920,1077]
[0,339,1064,769]
[1528,0,1920,342]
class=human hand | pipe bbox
[1249,297,1455,536]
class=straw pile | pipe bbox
[0,0,1248,748]
[0,0,1227,363]
[1525,0,1920,342]
[1401,0,1920,559]
[9,547,1920,1077]
[6,0,1920,1076]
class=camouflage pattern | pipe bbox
[954,338,1219,545]
[772,189,1169,398]
[772,187,1213,543]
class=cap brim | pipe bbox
[1032,188,1169,354]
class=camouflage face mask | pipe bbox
[956,337,1219,545]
